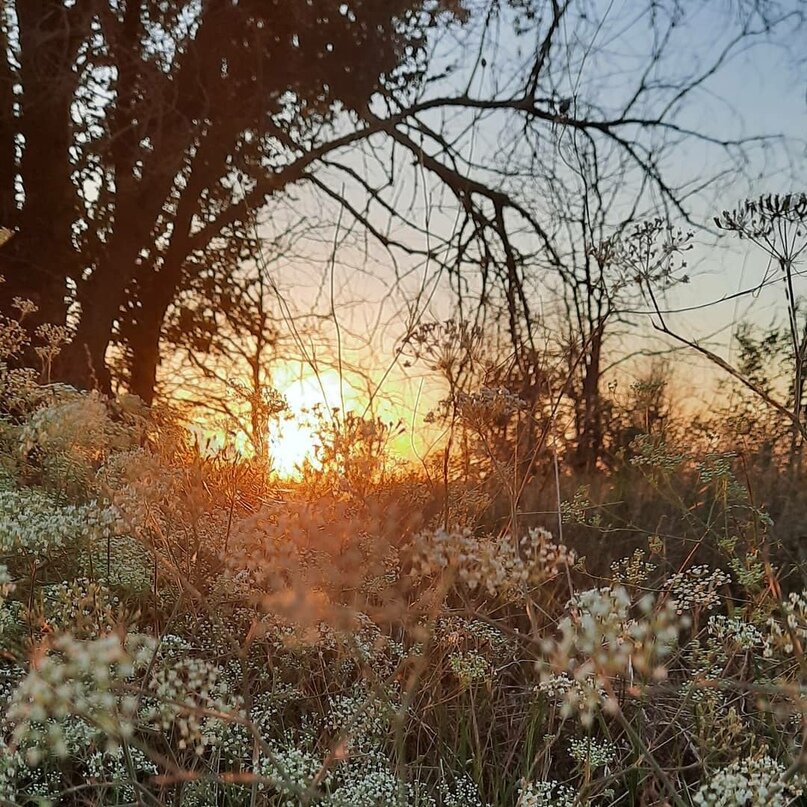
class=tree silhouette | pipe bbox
[0,0,457,396]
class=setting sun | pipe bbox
[268,370,345,476]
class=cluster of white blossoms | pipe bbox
[6,633,155,761]
[0,739,25,802]
[610,549,656,588]
[326,750,423,807]
[516,778,577,807]
[448,649,491,686]
[568,736,618,770]
[435,615,514,657]
[692,756,805,806]
[19,390,107,454]
[34,578,125,639]
[144,655,244,755]
[325,685,395,750]
[19,388,142,466]
[455,386,525,428]
[88,534,153,593]
[707,614,763,650]
[536,671,607,717]
[439,774,488,807]
[255,740,325,803]
[664,565,731,614]
[764,590,807,658]
[84,745,158,802]
[0,486,116,560]
[538,586,685,725]
[407,526,574,598]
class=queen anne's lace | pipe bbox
[692,756,805,806]
[408,526,575,597]
[517,779,577,807]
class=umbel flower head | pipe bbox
[692,755,806,807]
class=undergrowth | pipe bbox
[0,307,804,806]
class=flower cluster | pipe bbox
[6,633,154,760]
[325,685,395,750]
[439,774,488,807]
[401,319,485,377]
[455,386,525,428]
[84,745,158,802]
[31,578,130,640]
[610,549,656,588]
[449,649,491,686]
[536,672,607,718]
[407,526,574,598]
[0,486,116,561]
[144,655,244,755]
[255,740,325,803]
[568,736,618,770]
[707,614,763,650]
[692,755,805,806]
[327,751,415,806]
[763,590,807,658]
[538,586,685,725]
[517,779,577,807]
[664,565,730,614]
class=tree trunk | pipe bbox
[576,323,604,473]
[56,294,117,393]
[128,298,167,405]
[55,212,155,392]
[0,0,86,326]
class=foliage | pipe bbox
[0,306,804,807]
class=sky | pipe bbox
[204,0,807,468]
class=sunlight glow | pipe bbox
[268,370,345,477]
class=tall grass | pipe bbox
[0,309,804,806]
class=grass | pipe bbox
[0,315,805,806]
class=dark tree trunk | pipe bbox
[125,123,238,404]
[0,0,87,326]
[54,294,116,394]
[128,297,167,405]
[575,323,605,473]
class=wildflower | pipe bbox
[455,386,525,428]
[255,740,325,803]
[11,297,38,320]
[764,591,807,658]
[611,549,656,588]
[538,586,685,725]
[407,526,574,598]
[707,614,763,650]
[327,750,413,806]
[535,672,607,718]
[7,633,153,755]
[665,565,730,614]
[84,745,158,802]
[0,487,116,561]
[568,736,618,770]
[325,685,395,750]
[439,774,488,807]
[517,779,577,807]
[144,655,244,755]
[449,649,490,686]
[692,755,805,806]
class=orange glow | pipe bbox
[268,370,345,477]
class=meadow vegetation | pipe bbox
[0,294,805,806]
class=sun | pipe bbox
[267,370,345,477]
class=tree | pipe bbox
[1,0,800,411]
[0,0,458,396]
[295,0,802,471]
